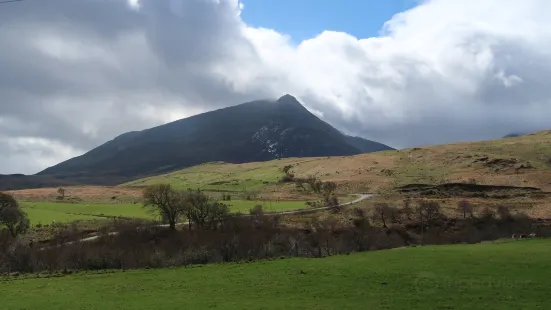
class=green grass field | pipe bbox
[21,202,152,225]
[225,199,308,213]
[22,207,98,224]
[1,239,549,309]
[21,200,310,225]
[123,160,292,191]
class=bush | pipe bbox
[279,174,295,183]
[242,191,259,201]
[250,205,264,215]
[280,165,295,182]
[0,192,30,238]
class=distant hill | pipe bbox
[503,132,524,138]
[1,94,393,190]
[343,136,393,153]
[0,174,129,191]
[125,130,551,203]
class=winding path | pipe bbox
[44,194,375,247]
[272,193,374,216]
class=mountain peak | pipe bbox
[276,94,300,105]
[275,94,309,113]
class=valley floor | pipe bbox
[1,239,550,310]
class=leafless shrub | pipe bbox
[480,206,496,221]
[400,199,413,221]
[496,205,512,220]
[457,200,475,219]
[250,204,264,216]
[372,203,392,228]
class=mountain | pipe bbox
[503,132,524,138]
[0,174,129,191]
[0,95,392,190]
[344,136,394,153]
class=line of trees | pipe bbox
[295,176,339,211]
[143,184,230,230]
[278,165,339,211]
[2,191,547,274]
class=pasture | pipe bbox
[20,200,310,225]
[123,160,290,191]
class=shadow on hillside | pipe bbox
[397,183,549,199]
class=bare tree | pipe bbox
[306,176,323,193]
[496,205,513,220]
[295,180,307,191]
[0,192,30,238]
[321,181,337,197]
[351,208,372,251]
[143,184,185,230]
[326,194,340,213]
[457,200,474,219]
[183,190,230,230]
[400,199,414,221]
[372,203,392,228]
[57,187,66,200]
[418,200,443,223]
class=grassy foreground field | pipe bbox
[2,239,549,310]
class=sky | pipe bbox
[1,0,550,175]
[241,0,417,42]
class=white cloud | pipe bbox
[1,0,550,174]
[0,137,82,174]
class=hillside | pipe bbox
[3,239,550,309]
[124,130,551,213]
[0,95,392,191]
[8,130,551,215]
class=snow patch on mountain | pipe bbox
[252,123,289,157]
